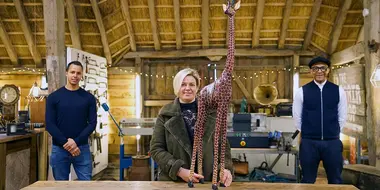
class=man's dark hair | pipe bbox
[66,61,83,71]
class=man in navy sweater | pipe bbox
[46,61,97,180]
[293,56,347,184]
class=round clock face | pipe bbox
[0,85,19,105]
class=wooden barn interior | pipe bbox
[0,0,379,189]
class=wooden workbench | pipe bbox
[0,128,48,190]
[22,181,358,190]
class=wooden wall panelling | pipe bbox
[165,63,174,95]
[144,64,149,100]
[278,70,285,99]
[107,73,137,155]
[284,57,291,99]
[246,68,253,100]
[155,64,165,96]
[150,64,156,96]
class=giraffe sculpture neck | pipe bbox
[224,15,235,75]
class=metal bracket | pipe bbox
[368,39,380,53]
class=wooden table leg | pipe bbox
[30,135,37,184]
[38,131,48,180]
[0,143,6,190]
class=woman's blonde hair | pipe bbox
[173,68,201,97]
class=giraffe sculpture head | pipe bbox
[223,0,241,16]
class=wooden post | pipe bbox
[363,0,380,167]
[43,0,66,93]
[292,54,299,100]
[38,132,48,180]
[135,57,144,118]
[43,0,65,181]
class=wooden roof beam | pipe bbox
[0,18,18,64]
[148,0,161,50]
[14,0,42,67]
[124,48,315,59]
[121,0,136,51]
[327,0,352,54]
[201,0,209,48]
[252,0,265,47]
[90,0,112,65]
[356,25,364,43]
[330,41,364,65]
[173,0,182,49]
[278,0,293,49]
[66,0,82,50]
[303,0,322,50]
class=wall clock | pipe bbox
[0,84,20,105]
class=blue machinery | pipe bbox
[101,103,157,181]
[118,118,157,181]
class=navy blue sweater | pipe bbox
[301,81,340,140]
[46,87,97,146]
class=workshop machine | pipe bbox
[119,117,157,181]
[227,113,270,148]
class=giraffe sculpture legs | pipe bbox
[211,107,223,190]
[188,92,207,187]
[218,100,230,187]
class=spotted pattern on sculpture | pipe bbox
[188,1,240,189]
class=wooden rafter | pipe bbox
[90,0,112,65]
[148,0,161,50]
[14,0,42,67]
[202,0,209,48]
[65,0,82,50]
[232,71,252,99]
[327,0,352,54]
[0,17,18,64]
[356,25,364,43]
[303,0,322,50]
[120,0,136,51]
[278,0,293,49]
[330,41,364,65]
[124,48,314,59]
[173,0,182,49]
[252,0,265,47]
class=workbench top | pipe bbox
[22,181,358,190]
[0,128,45,143]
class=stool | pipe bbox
[119,144,158,181]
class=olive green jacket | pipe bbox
[150,98,233,182]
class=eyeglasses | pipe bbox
[311,66,328,72]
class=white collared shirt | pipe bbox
[292,80,348,131]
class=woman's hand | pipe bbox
[221,169,233,187]
[177,167,204,182]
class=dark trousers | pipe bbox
[299,138,343,184]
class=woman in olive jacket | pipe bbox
[150,68,234,186]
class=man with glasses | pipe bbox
[293,56,347,184]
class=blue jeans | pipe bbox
[50,144,92,180]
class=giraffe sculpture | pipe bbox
[188,1,240,189]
